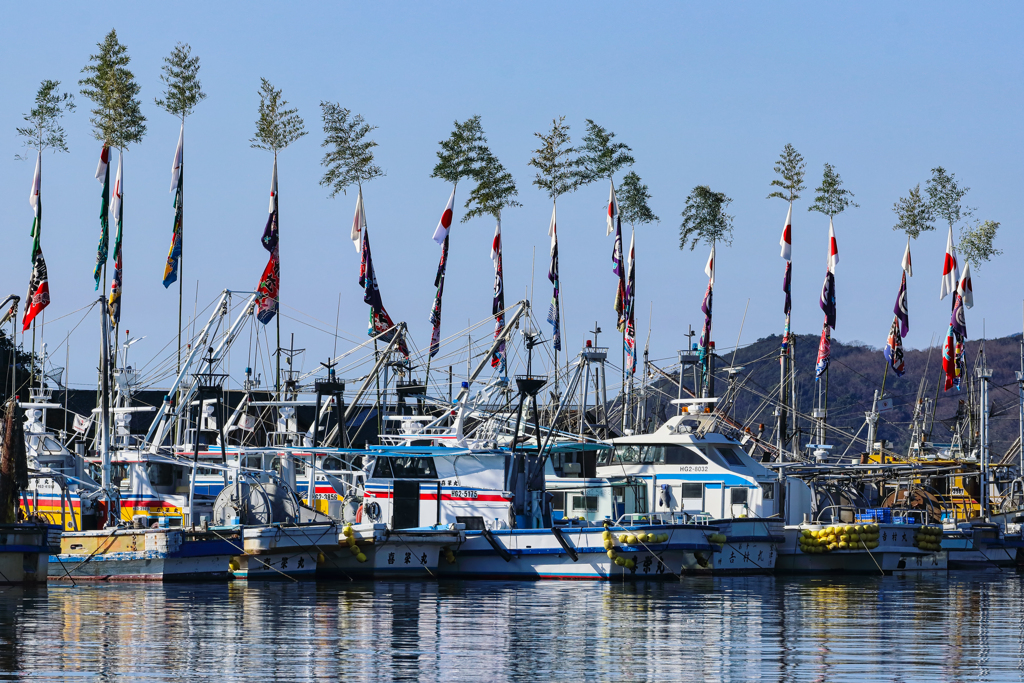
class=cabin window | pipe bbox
[681,483,703,500]
[716,448,746,468]
[730,488,749,505]
[550,491,566,511]
[322,456,345,471]
[390,457,437,479]
[571,495,599,511]
[613,445,642,463]
[372,457,393,479]
[761,483,775,500]
[41,437,63,453]
[242,456,262,470]
[146,463,174,487]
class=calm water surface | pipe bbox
[0,573,1021,681]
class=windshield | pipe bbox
[613,444,707,465]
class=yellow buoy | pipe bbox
[604,539,614,551]
[607,550,617,559]
[614,556,626,566]
[317,552,326,564]
[356,553,367,563]
[349,545,361,556]
[343,525,353,537]
[602,530,612,541]
[625,558,636,569]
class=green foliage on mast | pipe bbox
[319,102,384,197]
[528,116,579,200]
[925,166,973,233]
[250,78,306,154]
[79,29,146,149]
[154,43,206,122]
[679,186,733,250]
[808,163,857,218]
[891,184,934,239]
[958,220,1002,271]
[463,148,521,222]
[15,80,75,158]
[767,143,806,203]
[431,115,487,189]
[618,171,659,227]
[574,119,634,186]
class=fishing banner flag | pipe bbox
[606,179,618,236]
[902,237,913,277]
[108,152,124,325]
[359,224,409,357]
[958,262,974,309]
[942,324,963,391]
[93,145,110,290]
[491,219,506,373]
[428,234,449,358]
[23,151,49,331]
[546,203,561,352]
[613,214,626,331]
[255,159,280,324]
[624,228,637,375]
[827,218,840,273]
[783,260,792,316]
[780,202,792,260]
[815,320,831,378]
[894,271,909,337]
[432,187,456,245]
[819,270,836,330]
[163,125,184,288]
[940,225,959,301]
[884,316,906,377]
[350,186,366,253]
[951,292,967,339]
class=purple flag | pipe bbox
[893,271,909,337]
[783,261,792,316]
[819,270,836,330]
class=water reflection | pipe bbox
[0,575,1022,681]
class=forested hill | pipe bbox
[648,332,1024,459]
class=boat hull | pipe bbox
[709,519,784,575]
[776,524,948,575]
[437,525,716,580]
[0,524,59,584]
[50,528,237,581]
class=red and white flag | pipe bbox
[95,145,109,182]
[958,261,973,309]
[901,237,913,276]
[606,179,618,236]
[350,186,365,252]
[705,243,716,286]
[110,151,123,225]
[827,218,839,273]
[432,187,456,245]
[780,202,792,260]
[170,123,183,192]
[940,225,959,300]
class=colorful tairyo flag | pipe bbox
[940,225,959,301]
[432,187,456,245]
[108,152,124,325]
[942,323,963,391]
[255,159,280,324]
[894,271,909,337]
[783,261,792,317]
[697,243,714,393]
[884,316,905,377]
[780,202,793,261]
[359,223,409,357]
[606,179,618,236]
[624,228,636,375]
[546,203,561,352]
[819,271,836,330]
[93,145,110,290]
[163,124,184,288]
[951,292,967,339]
[23,151,49,331]
[612,214,626,331]
[958,261,974,309]
[815,321,831,378]
[490,219,506,373]
[428,234,449,358]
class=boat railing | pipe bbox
[614,511,712,527]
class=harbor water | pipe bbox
[0,574,1022,681]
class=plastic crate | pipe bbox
[858,508,892,524]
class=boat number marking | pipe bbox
[450,490,478,499]
[678,466,708,472]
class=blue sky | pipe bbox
[2,2,1022,390]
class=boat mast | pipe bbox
[98,296,113,527]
